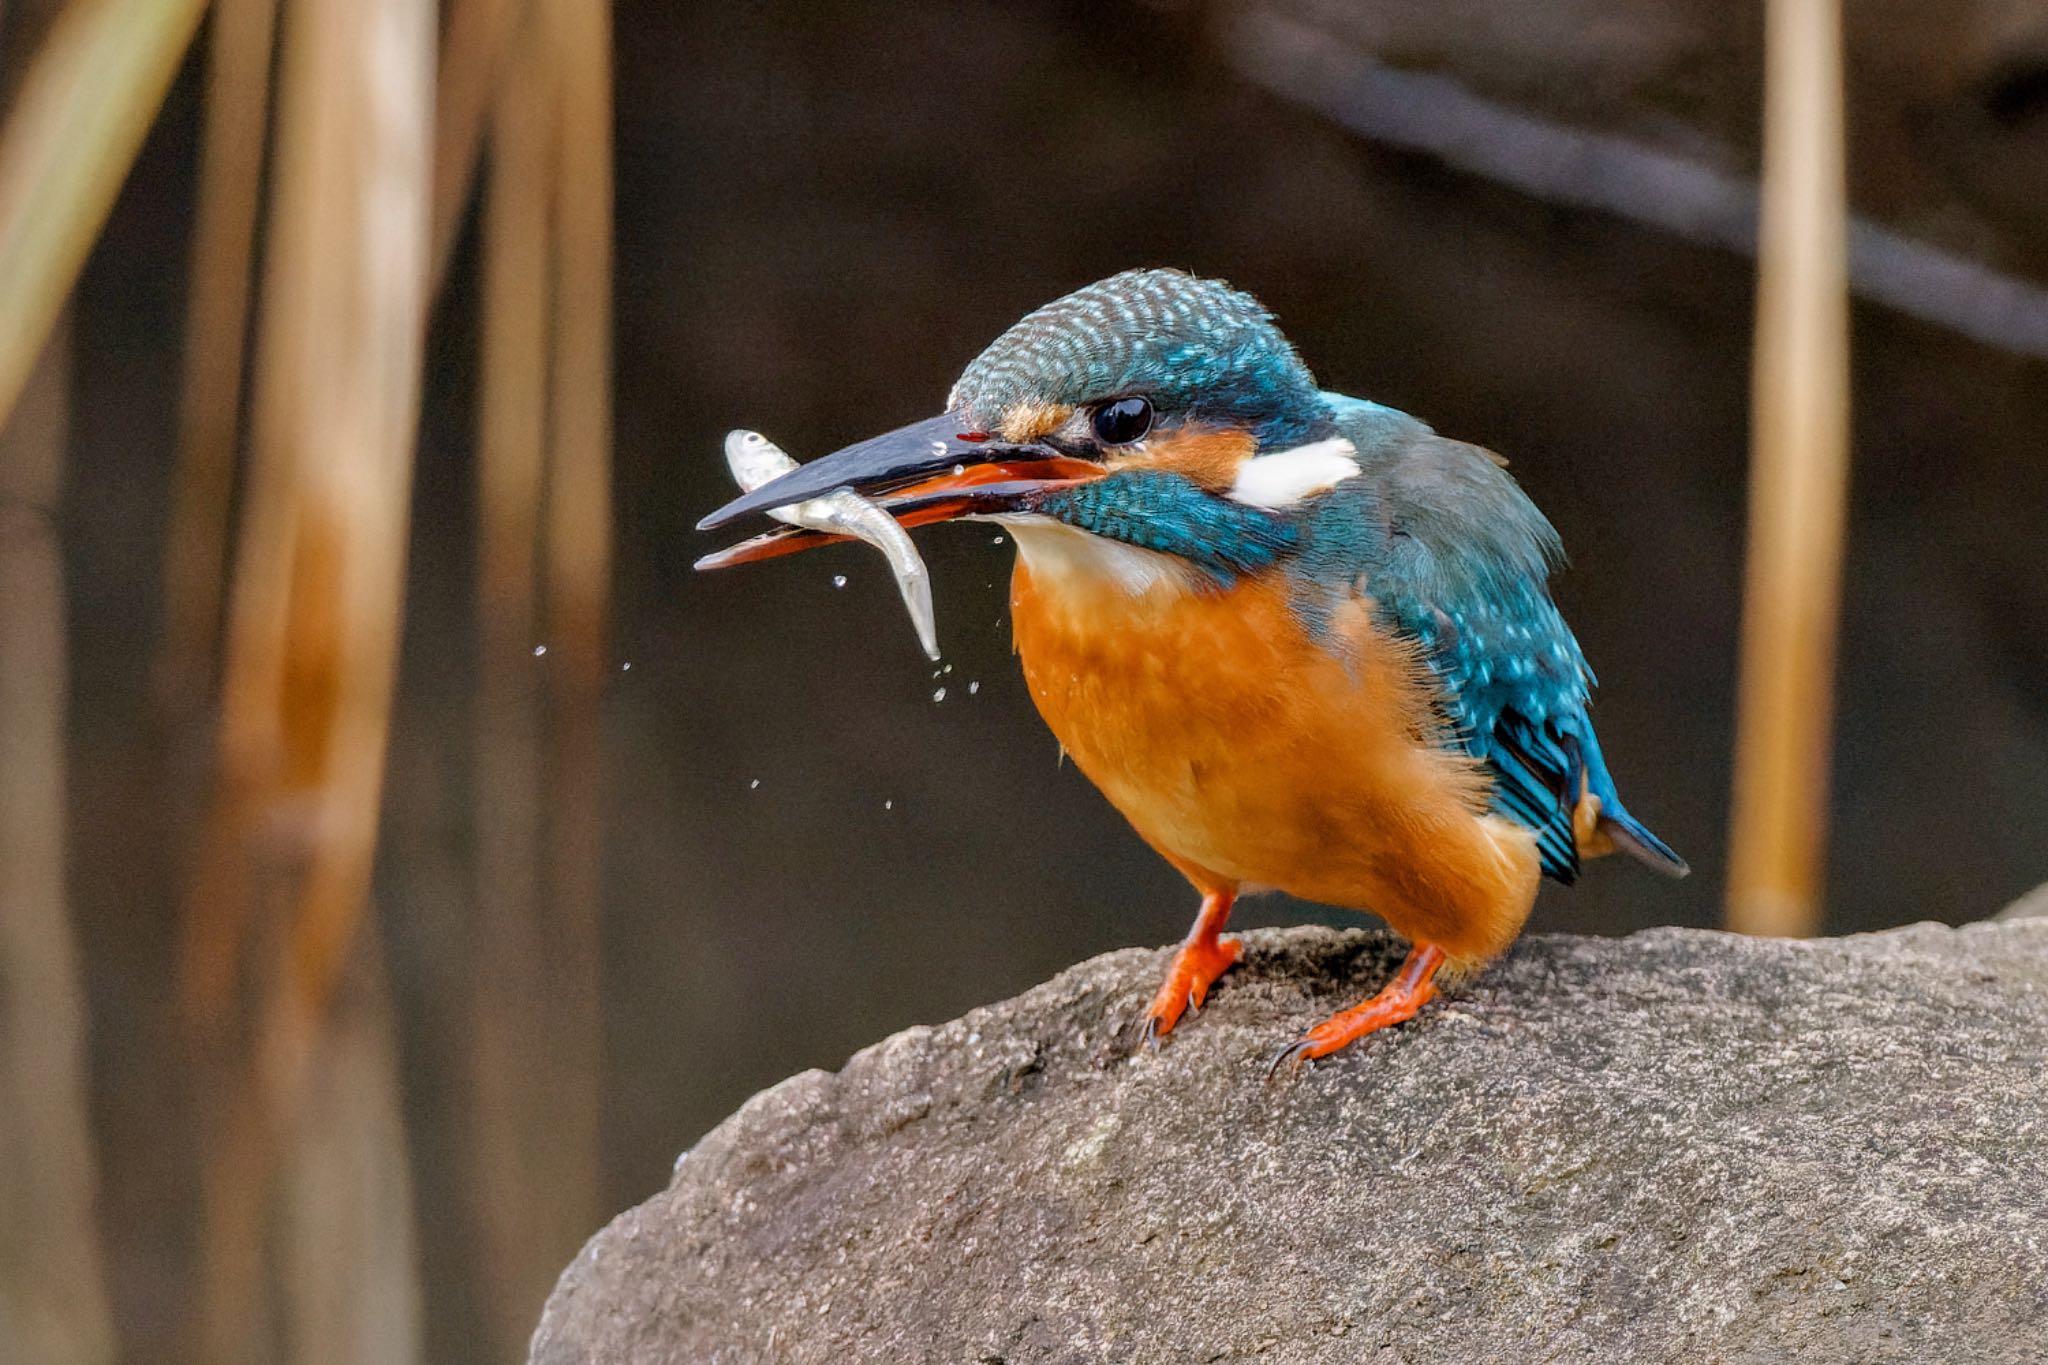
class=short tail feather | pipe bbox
[1575,723,1689,878]
[1598,803,1689,878]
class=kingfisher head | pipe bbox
[699,269,1360,585]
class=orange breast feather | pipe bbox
[1010,549,1541,965]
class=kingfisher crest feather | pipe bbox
[949,268,1329,449]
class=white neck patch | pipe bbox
[1227,436,1361,509]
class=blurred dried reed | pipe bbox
[430,0,520,293]
[464,0,611,1353]
[0,0,207,424]
[0,2,198,1360]
[1727,0,1851,937]
[0,319,117,1365]
[156,0,276,709]
[0,0,615,1357]
[182,0,435,1356]
[464,0,611,1348]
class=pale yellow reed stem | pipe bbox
[0,0,207,427]
[189,0,435,1354]
[1727,0,1851,937]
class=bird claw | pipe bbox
[1128,1002,1174,1054]
[1129,985,1206,1055]
[1128,921,1241,1056]
[1265,1036,1315,1082]
[1264,942,1447,1077]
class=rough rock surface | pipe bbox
[532,923,2048,1364]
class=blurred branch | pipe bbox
[157,0,279,709]
[1226,7,2048,361]
[1727,0,1850,936]
[0,320,116,1365]
[0,0,207,429]
[184,0,436,1353]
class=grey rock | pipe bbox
[1998,883,2048,922]
[532,923,2048,1364]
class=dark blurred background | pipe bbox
[7,0,2047,1360]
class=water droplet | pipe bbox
[951,464,966,476]
[620,661,633,672]
[532,644,548,657]
[749,779,760,790]
[884,799,894,811]
[992,535,1005,545]
[968,681,980,694]
[932,687,947,702]
[831,574,847,588]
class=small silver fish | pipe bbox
[723,429,940,660]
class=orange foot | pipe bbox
[1136,889,1238,1049]
[1268,941,1447,1077]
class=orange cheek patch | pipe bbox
[1115,426,1256,493]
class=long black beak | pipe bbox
[697,413,1087,531]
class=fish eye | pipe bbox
[1090,396,1153,446]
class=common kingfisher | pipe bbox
[700,269,1686,1069]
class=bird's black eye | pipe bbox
[1090,396,1153,446]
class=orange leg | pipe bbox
[1269,941,1447,1077]
[1136,889,1240,1049]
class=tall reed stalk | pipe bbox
[1728,0,1851,937]
[185,0,435,1357]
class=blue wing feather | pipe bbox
[1382,530,1595,882]
[1301,394,1684,882]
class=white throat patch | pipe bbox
[1226,437,1361,509]
[995,516,1196,597]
